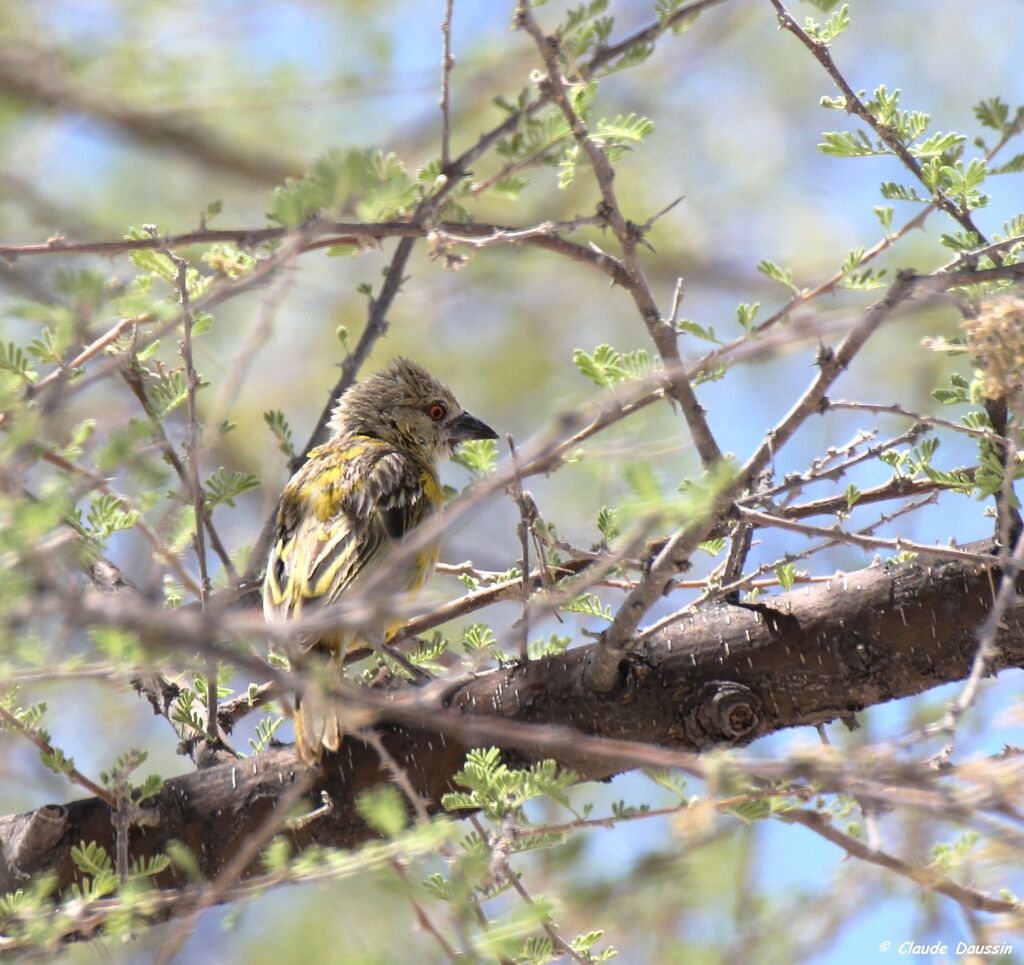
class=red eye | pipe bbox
[428,402,447,422]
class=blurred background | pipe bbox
[2,0,1024,961]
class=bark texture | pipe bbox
[1,543,1020,899]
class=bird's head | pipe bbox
[329,357,498,462]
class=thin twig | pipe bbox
[471,814,591,965]
[362,729,432,823]
[439,0,455,172]
[825,399,1009,443]
[39,448,203,597]
[0,706,117,806]
[120,366,237,581]
[391,858,463,964]
[638,492,938,642]
[941,523,1024,740]
[769,0,992,247]
[507,435,532,660]
[25,316,139,397]
[782,808,1019,915]
[737,506,992,565]
[517,2,723,471]
[150,227,217,743]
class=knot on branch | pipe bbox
[3,805,68,883]
[696,681,762,741]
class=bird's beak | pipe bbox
[449,410,498,441]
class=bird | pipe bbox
[262,357,498,765]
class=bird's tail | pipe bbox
[293,660,345,766]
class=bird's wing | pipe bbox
[262,439,436,642]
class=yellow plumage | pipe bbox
[262,358,496,765]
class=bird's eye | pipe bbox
[427,402,447,422]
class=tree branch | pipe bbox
[3,540,1021,916]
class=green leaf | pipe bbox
[150,369,188,418]
[451,438,498,477]
[26,325,72,366]
[804,4,850,43]
[202,244,255,279]
[572,344,653,388]
[844,484,861,511]
[204,467,260,509]
[527,634,571,659]
[61,419,96,459]
[655,0,692,23]
[756,260,800,295]
[356,784,408,838]
[910,131,965,158]
[602,40,655,74]
[574,344,624,388]
[0,342,38,383]
[736,302,759,333]
[409,633,450,673]
[695,359,733,384]
[921,464,975,495]
[71,840,113,877]
[261,837,292,874]
[775,562,796,591]
[358,151,418,222]
[991,153,1024,175]
[326,242,360,257]
[263,409,296,459]
[939,230,983,253]
[730,799,772,823]
[559,113,652,187]
[440,790,476,811]
[137,773,164,802]
[190,311,214,337]
[930,831,979,872]
[677,319,718,343]
[248,715,284,754]
[89,627,144,663]
[488,175,530,200]
[561,0,613,58]
[423,873,452,901]
[880,181,928,203]
[594,113,654,153]
[939,158,990,210]
[572,930,606,952]
[838,248,887,290]
[445,748,579,821]
[267,148,416,228]
[819,130,880,158]
[597,505,620,542]
[644,768,688,798]
[461,623,502,657]
[975,96,1010,132]
[131,853,172,879]
[564,592,612,621]
[86,493,140,540]
[126,240,177,284]
[974,97,1024,137]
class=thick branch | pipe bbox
[2,541,1020,907]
